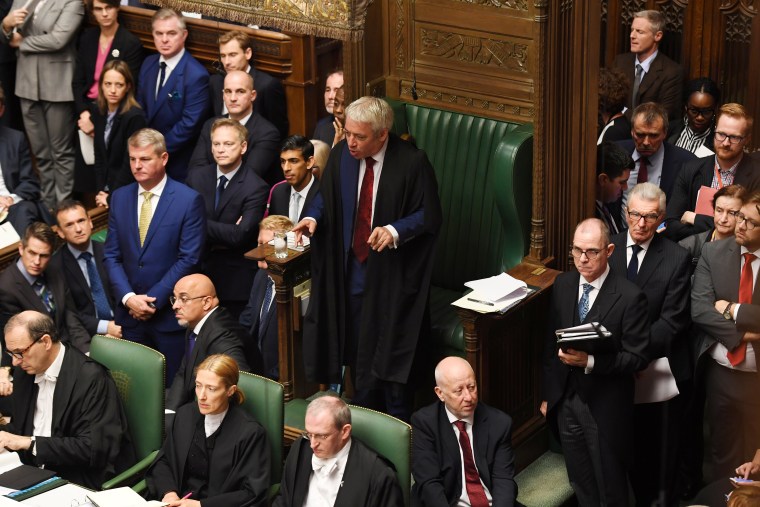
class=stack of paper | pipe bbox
[87,487,168,506]
[555,322,611,352]
[451,273,532,314]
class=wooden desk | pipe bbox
[245,244,315,402]
[454,261,560,471]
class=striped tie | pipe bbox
[139,191,153,246]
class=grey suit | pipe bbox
[692,238,760,481]
[3,0,84,208]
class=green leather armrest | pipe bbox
[101,450,159,490]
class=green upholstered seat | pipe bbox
[89,335,165,491]
[237,371,284,486]
[386,99,533,359]
[349,405,412,507]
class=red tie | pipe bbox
[728,253,756,365]
[352,157,375,263]
[637,157,648,183]
[453,420,489,507]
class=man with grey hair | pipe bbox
[293,96,442,420]
[136,8,209,181]
[613,9,683,120]
[608,182,691,505]
[274,394,403,506]
[0,310,133,489]
[104,128,206,382]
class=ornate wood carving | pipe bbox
[724,11,754,41]
[419,29,529,71]
[449,0,529,9]
[398,82,534,118]
[719,0,759,17]
[394,0,407,69]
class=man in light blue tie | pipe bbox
[541,218,651,506]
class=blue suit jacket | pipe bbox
[137,51,210,181]
[103,178,206,332]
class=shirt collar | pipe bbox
[139,174,168,197]
[636,50,658,73]
[312,437,352,473]
[35,343,65,385]
[67,242,94,260]
[159,48,185,71]
[216,163,241,183]
[193,306,218,335]
[292,173,315,199]
[626,231,655,252]
[740,245,760,258]
[716,153,743,173]
[369,136,390,165]
[230,111,253,127]
[634,143,665,167]
[204,407,228,437]
[16,258,37,285]
[580,264,610,288]
[443,404,475,427]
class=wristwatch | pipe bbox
[723,303,734,320]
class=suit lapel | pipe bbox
[585,273,621,324]
[636,235,663,286]
[562,272,582,326]
[11,265,47,313]
[339,145,360,256]
[62,248,92,306]
[141,180,175,252]
[637,53,661,97]
[216,168,244,216]
[154,53,186,112]
[472,406,491,487]
[144,58,160,122]
[52,346,77,433]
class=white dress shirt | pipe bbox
[204,408,227,437]
[156,49,185,98]
[33,344,66,454]
[303,438,352,507]
[289,175,315,223]
[444,405,493,507]
[625,232,655,273]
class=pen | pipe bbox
[467,297,494,306]
[181,492,193,500]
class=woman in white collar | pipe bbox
[146,354,271,507]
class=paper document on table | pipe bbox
[88,486,168,506]
[634,357,679,404]
[0,496,21,506]
[0,452,21,475]
[464,272,527,302]
[20,483,93,506]
[451,287,532,314]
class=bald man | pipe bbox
[411,357,517,506]
[165,274,250,411]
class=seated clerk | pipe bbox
[239,214,293,379]
[596,141,633,235]
[268,135,320,224]
[146,354,270,507]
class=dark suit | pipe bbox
[663,155,760,241]
[136,51,210,181]
[312,115,335,145]
[165,307,250,411]
[209,68,288,139]
[6,344,133,490]
[0,261,91,354]
[72,25,144,116]
[691,238,760,482]
[617,140,696,201]
[0,125,43,234]
[239,269,277,379]
[543,270,650,505]
[91,106,146,195]
[189,113,281,186]
[103,178,206,380]
[49,242,114,338]
[0,0,22,130]
[609,232,691,505]
[147,402,270,507]
[267,176,320,222]
[274,436,403,507]
[185,164,269,304]
[612,51,683,120]
[411,402,517,507]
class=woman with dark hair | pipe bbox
[146,354,270,507]
[91,60,146,207]
[668,77,721,155]
[72,0,143,194]
[597,67,632,144]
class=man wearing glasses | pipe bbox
[664,103,760,241]
[165,274,249,413]
[0,311,133,489]
[609,183,692,505]
[274,394,403,507]
[541,218,650,506]
[692,191,760,484]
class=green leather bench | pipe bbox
[386,99,533,359]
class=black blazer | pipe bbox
[209,67,288,139]
[49,242,115,337]
[91,105,145,194]
[612,50,683,120]
[239,269,277,379]
[312,115,335,146]
[267,176,320,221]
[7,344,133,489]
[609,232,692,382]
[0,126,40,200]
[411,402,517,507]
[188,113,281,186]
[616,139,696,200]
[72,24,144,115]
[185,164,269,302]
[165,306,250,411]
[0,261,91,356]
[663,155,760,241]
[543,270,650,466]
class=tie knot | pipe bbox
[160,61,167,69]
[744,252,756,263]
[631,244,642,255]
[142,191,153,201]
[454,420,467,432]
[219,175,227,185]
[365,157,375,169]
[582,283,594,296]
[78,251,93,262]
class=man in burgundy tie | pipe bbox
[692,191,760,483]
[411,356,517,506]
[293,96,442,421]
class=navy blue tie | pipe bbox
[187,331,197,364]
[33,278,55,314]
[578,283,593,322]
[79,252,112,321]
[156,61,167,99]
[627,244,642,281]
[258,277,275,347]
[215,175,228,209]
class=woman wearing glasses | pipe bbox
[146,354,270,507]
[667,77,721,156]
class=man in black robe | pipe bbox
[273,395,403,507]
[294,96,442,420]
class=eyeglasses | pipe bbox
[169,295,209,306]
[5,334,44,360]
[736,213,759,230]
[302,430,337,442]
[626,210,661,224]
[570,246,602,260]
[686,107,715,118]
[715,131,746,145]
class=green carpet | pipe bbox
[516,451,575,507]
